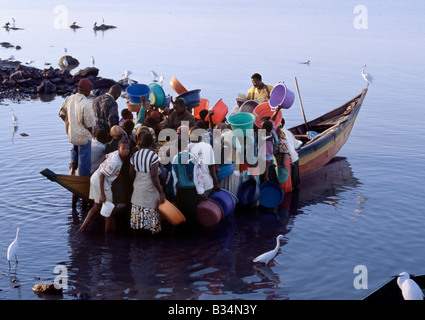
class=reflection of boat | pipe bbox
[295,156,360,209]
[364,274,425,300]
[291,88,367,177]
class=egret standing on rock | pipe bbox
[7,227,19,269]
[253,235,285,265]
[361,64,373,87]
[395,272,424,300]
[90,56,95,67]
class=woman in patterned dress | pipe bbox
[129,133,165,234]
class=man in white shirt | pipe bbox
[188,126,221,196]
[59,78,96,177]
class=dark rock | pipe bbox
[73,67,99,78]
[37,79,56,94]
[93,77,117,89]
[9,71,23,81]
[15,45,21,50]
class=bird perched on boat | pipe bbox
[361,64,373,87]
[70,21,82,29]
[90,56,95,67]
[395,272,424,300]
[11,108,18,126]
[7,227,19,269]
[253,234,285,265]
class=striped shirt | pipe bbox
[130,148,159,173]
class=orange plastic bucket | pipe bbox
[158,199,186,225]
[205,98,228,124]
[193,98,209,120]
[253,102,282,128]
[169,76,188,95]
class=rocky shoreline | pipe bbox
[0,56,130,103]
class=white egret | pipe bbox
[253,234,285,264]
[122,70,132,79]
[151,70,159,82]
[361,64,373,87]
[90,56,95,67]
[159,75,164,87]
[63,58,69,67]
[25,60,34,65]
[63,47,67,54]
[7,227,19,268]
[395,272,424,300]
[10,108,18,126]
[11,17,15,28]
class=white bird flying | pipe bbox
[361,64,373,87]
[395,272,424,300]
[253,234,285,265]
[10,108,18,126]
[90,56,95,67]
[7,227,19,269]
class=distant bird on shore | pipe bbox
[63,47,67,54]
[253,234,285,265]
[25,60,34,65]
[7,227,19,269]
[10,108,18,126]
[361,64,373,87]
[90,56,95,67]
[395,272,424,300]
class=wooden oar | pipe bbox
[294,77,310,131]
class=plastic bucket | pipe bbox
[239,100,259,113]
[193,98,209,120]
[220,189,239,205]
[176,89,201,108]
[149,83,166,107]
[158,199,186,225]
[126,84,151,104]
[216,163,234,180]
[269,81,295,109]
[277,166,289,183]
[196,199,223,227]
[253,102,283,128]
[205,98,228,124]
[259,181,284,208]
[126,100,141,113]
[209,190,236,218]
[226,112,256,137]
[237,179,260,206]
[169,76,188,95]
[100,201,115,217]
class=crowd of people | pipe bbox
[58,73,302,234]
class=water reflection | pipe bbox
[62,156,362,300]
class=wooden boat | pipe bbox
[363,274,425,300]
[40,88,367,200]
[290,88,367,176]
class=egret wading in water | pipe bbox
[7,227,19,269]
[395,272,424,300]
[361,64,373,87]
[253,234,285,265]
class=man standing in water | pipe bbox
[59,78,95,177]
[247,73,273,103]
[92,84,121,139]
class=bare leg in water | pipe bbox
[78,203,102,232]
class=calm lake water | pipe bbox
[1,0,425,300]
